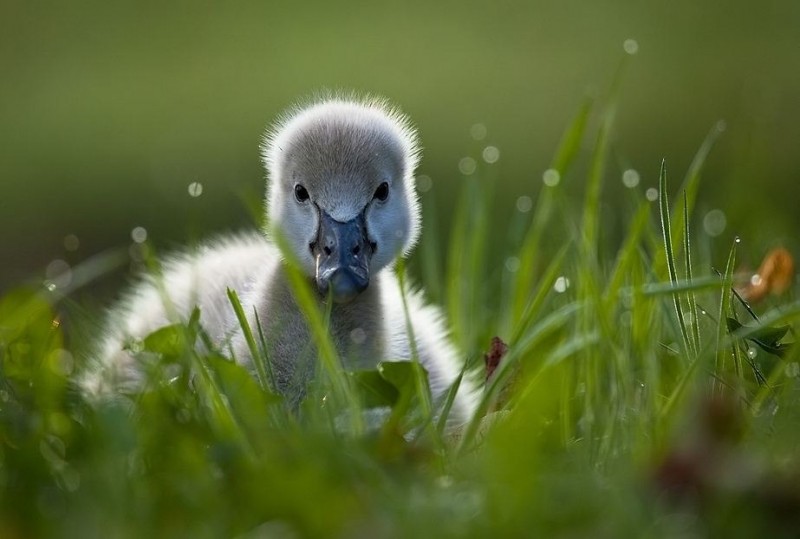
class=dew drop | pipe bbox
[131,226,148,244]
[622,169,640,188]
[516,195,532,213]
[747,347,758,359]
[703,209,727,237]
[458,157,477,176]
[542,168,560,187]
[735,236,741,244]
[505,256,520,273]
[554,276,570,293]
[482,146,500,164]
[470,123,487,141]
[187,181,203,197]
[623,38,639,55]
[645,188,659,201]
[417,174,432,192]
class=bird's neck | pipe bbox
[265,265,386,371]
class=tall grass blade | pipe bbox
[658,159,694,357]
[683,191,701,356]
[227,288,270,392]
[395,260,435,431]
[509,242,570,345]
[604,201,651,303]
[715,238,737,395]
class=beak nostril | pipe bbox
[323,246,332,256]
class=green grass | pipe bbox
[3,83,800,538]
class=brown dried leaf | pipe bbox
[737,247,795,303]
[483,336,508,380]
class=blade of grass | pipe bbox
[715,237,738,396]
[658,159,694,358]
[394,260,436,439]
[654,121,725,276]
[509,242,570,345]
[227,288,270,393]
[683,191,701,356]
[604,200,651,303]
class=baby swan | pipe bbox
[84,97,478,424]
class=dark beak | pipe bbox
[312,209,373,303]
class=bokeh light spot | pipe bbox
[703,209,727,237]
[542,168,560,187]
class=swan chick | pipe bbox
[83,96,479,424]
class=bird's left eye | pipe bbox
[373,182,389,202]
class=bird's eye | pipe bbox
[294,184,310,203]
[373,182,389,202]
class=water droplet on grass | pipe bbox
[458,157,477,175]
[187,181,203,197]
[417,174,432,192]
[703,209,727,237]
[505,256,520,273]
[131,226,147,243]
[623,38,639,55]
[482,146,500,164]
[542,168,560,187]
[622,169,640,188]
[554,276,570,293]
[470,123,487,141]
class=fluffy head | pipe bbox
[261,96,422,277]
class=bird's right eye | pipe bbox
[294,184,310,203]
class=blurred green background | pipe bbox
[2,0,799,294]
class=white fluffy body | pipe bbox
[83,96,478,424]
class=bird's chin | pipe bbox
[316,266,369,304]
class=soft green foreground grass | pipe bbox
[3,78,800,537]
